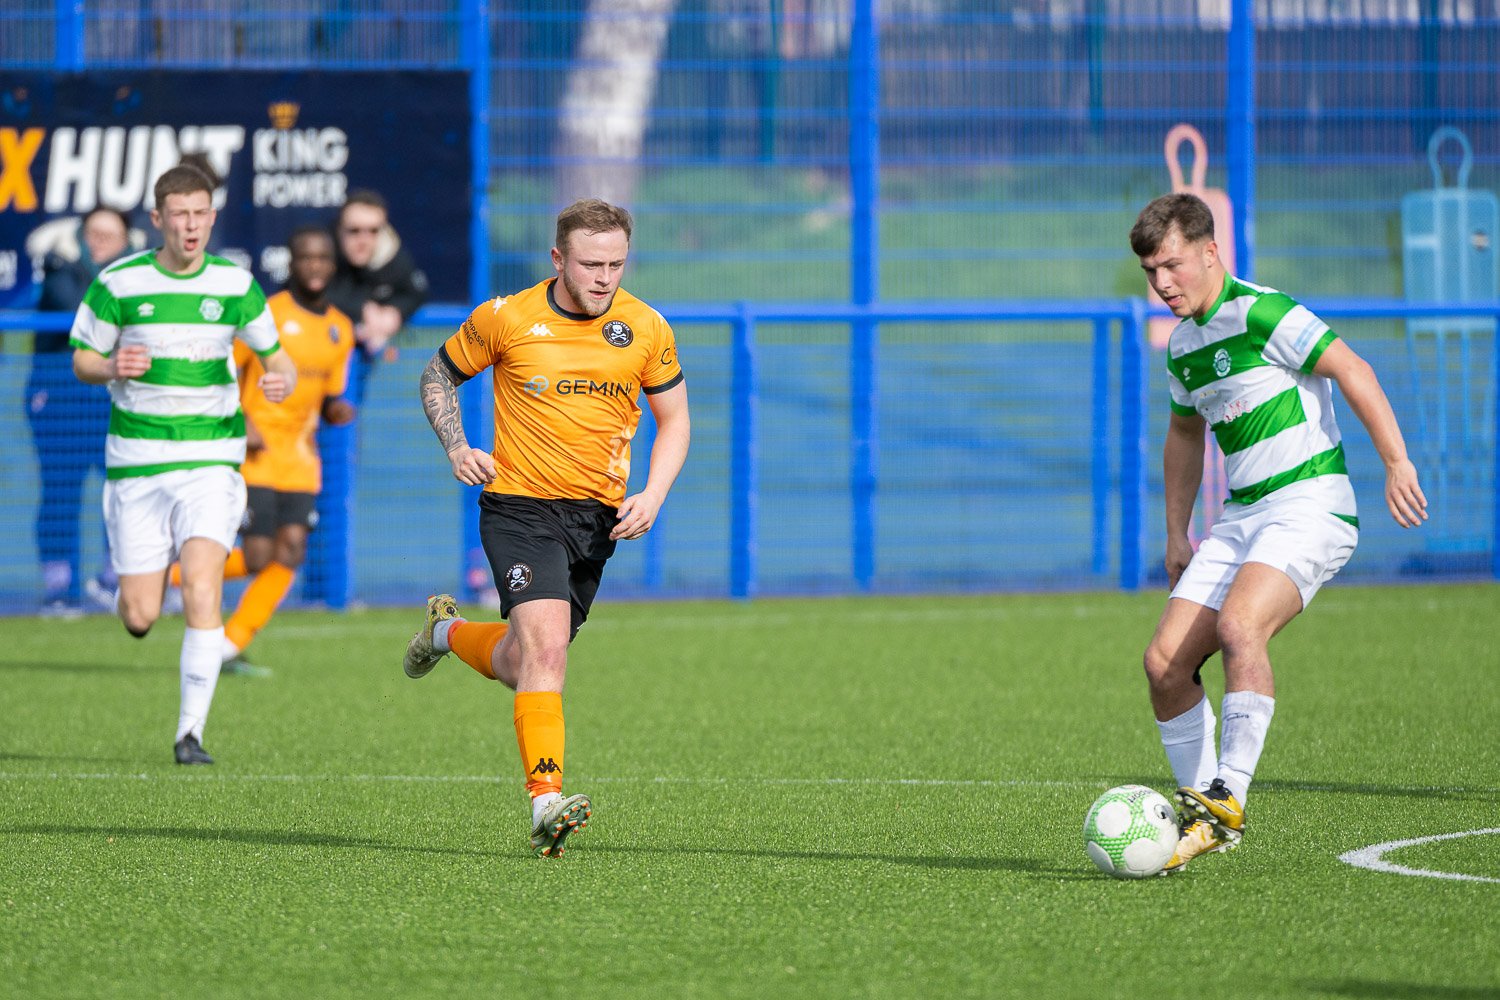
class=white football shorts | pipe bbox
[1171,496,1359,611]
[103,466,247,575]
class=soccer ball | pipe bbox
[1082,784,1180,879]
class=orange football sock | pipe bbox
[514,690,565,798]
[447,620,509,681]
[223,548,248,579]
[224,561,295,652]
[170,547,247,587]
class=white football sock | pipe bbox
[1157,695,1218,791]
[1217,690,1276,804]
[531,791,561,827]
[432,617,465,653]
[176,626,224,743]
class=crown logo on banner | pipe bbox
[267,101,300,129]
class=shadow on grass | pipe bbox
[0,659,154,674]
[1303,979,1500,999]
[1095,776,1499,802]
[6,823,494,859]
[589,843,1097,879]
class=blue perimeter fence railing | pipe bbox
[3,297,1497,614]
[3,0,1500,610]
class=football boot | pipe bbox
[174,734,214,766]
[530,793,592,858]
[1175,778,1247,840]
[404,593,460,679]
[1160,817,1237,874]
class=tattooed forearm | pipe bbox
[420,354,470,457]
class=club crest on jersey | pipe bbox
[199,297,224,322]
[602,320,633,348]
[505,563,533,593]
[1213,348,1232,377]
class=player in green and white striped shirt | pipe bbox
[70,163,298,766]
[1128,193,1427,874]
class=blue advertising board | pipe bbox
[0,70,470,307]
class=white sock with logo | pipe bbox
[1157,695,1218,791]
[176,626,224,743]
[432,617,465,653]
[531,791,561,828]
[1217,690,1276,805]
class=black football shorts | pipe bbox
[242,487,318,538]
[478,493,619,640]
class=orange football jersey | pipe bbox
[440,278,684,506]
[236,289,355,493]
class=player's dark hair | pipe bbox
[1129,192,1215,257]
[153,163,215,206]
[555,198,633,257]
[338,189,388,227]
[176,152,221,188]
[288,223,333,256]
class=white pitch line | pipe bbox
[2,771,1498,797]
[1339,828,1500,884]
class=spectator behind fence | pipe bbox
[326,189,429,404]
[303,190,429,607]
[28,206,133,615]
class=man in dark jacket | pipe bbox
[326,189,429,405]
[307,190,428,606]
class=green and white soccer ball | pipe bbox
[1083,784,1179,879]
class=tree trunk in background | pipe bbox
[556,0,676,210]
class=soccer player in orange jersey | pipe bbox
[406,198,691,857]
[219,226,356,673]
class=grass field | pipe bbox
[3,584,1498,999]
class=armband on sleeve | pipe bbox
[436,344,472,385]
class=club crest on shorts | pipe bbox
[505,562,533,593]
[602,320,634,348]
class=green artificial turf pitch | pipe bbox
[2,584,1497,998]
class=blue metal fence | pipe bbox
[1,0,1497,614]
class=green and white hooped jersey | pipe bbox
[69,249,281,479]
[1165,276,1358,525]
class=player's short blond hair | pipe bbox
[556,199,633,257]
[1129,192,1215,257]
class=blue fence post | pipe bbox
[460,0,491,601]
[310,411,354,609]
[1228,0,1256,281]
[1120,299,1149,590]
[730,304,759,599]
[1090,316,1111,575]
[458,377,490,599]
[55,0,83,70]
[849,0,879,591]
[639,412,663,591]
